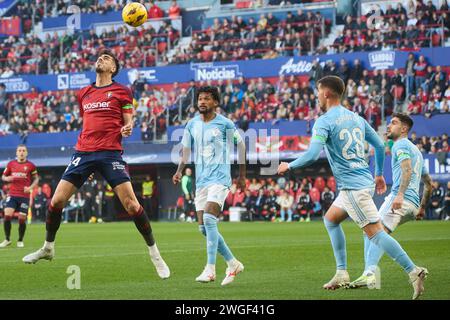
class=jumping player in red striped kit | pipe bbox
[22,49,170,279]
[1,145,39,248]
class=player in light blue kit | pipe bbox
[278,76,428,299]
[173,86,247,286]
[349,113,431,291]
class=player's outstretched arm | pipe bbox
[278,141,323,175]
[417,173,433,220]
[364,120,386,194]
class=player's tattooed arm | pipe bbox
[417,174,433,220]
[392,158,412,210]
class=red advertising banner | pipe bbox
[256,136,311,153]
[0,17,21,36]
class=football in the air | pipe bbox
[122,2,148,27]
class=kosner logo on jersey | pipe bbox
[191,63,242,81]
[368,51,396,70]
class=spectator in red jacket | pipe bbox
[168,0,181,19]
[414,55,428,93]
[148,0,164,19]
[407,94,422,114]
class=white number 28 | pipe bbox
[339,128,365,160]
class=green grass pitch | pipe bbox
[0,220,449,300]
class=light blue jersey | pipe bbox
[181,114,242,189]
[391,138,427,207]
[312,106,385,190]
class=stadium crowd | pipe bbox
[1,52,449,151]
[5,0,450,77]
[16,0,179,27]
[328,0,450,54]
[1,171,449,224]
[1,0,180,76]
[385,132,449,156]
[178,174,450,222]
[179,9,331,64]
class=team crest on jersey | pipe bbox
[106,92,113,98]
[212,128,221,137]
[24,166,27,171]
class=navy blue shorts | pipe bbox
[5,196,29,215]
[61,150,131,189]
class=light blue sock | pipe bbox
[323,217,347,270]
[199,225,234,262]
[287,209,293,221]
[365,236,384,273]
[370,230,415,273]
[203,213,219,265]
[363,233,370,269]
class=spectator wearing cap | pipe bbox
[414,55,428,93]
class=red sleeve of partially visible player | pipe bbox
[2,162,11,176]
[77,89,84,118]
[120,86,134,114]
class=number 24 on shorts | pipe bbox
[65,156,81,172]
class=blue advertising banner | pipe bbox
[0,0,16,17]
[2,47,450,93]
[43,11,122,30]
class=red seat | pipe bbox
[201,50,213,61]
[432,33,441,46]
[157,42,167,54]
